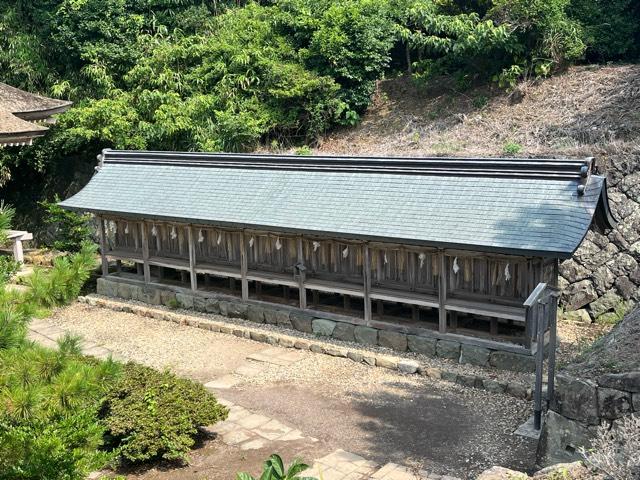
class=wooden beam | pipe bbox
[97,216,109,277]
[363,244,372,323]
[297,237,307,309]
[438,251,447,333]
[240,232,248,300]
[140,222,151,283]
[187,226,198,291]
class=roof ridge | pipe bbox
[99,149,594,188]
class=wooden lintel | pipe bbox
[240,232,249,300]
[187,226,198,291]
[140,222,151,283]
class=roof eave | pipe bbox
[59,203,574,259]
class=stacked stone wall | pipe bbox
[537,370,640,465]
[561,154,640,320]
[97,276,535,373]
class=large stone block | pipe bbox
[537,410,597,466]
[97,278,118,297]
[559,259,590,283]
[116,282,134,300]
[378,330,408,351]
[176,292,194,309]
[354,326,378,345]
[551,374,599,425]
[633,393,640,412]
[590,291,623,318]
[598,387,633,420]
[312,318,336,336]
[247,305,265,323]
[159,289,177,306]
[563,279,597,310]
[597,372,640,392]
[489,351,535,373]
[290,312,313,333]
[220,301,248,319]
[407,335,437,357]
[332,322,356,342]
[459,344,490,367]
[204,298,220,314]
[436,340,461,360]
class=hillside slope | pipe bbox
[317,64,640,319]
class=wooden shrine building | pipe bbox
[0,82,72,147]
[61,150,615,360]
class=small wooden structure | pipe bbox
[0,82,72,147]
[61,150,615,421]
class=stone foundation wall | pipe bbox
[561,155,640,320]
[537,371,640,465]
[97,276,536,373]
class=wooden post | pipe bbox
[450,311,458,332]
[438,251,447,333]
[187,226,198,291]
[97,216,109,277]
[240,232,248,300]
[297,237,307,309]
[363,244,372,323]
[411,305,419,321]
[140,221,151,283]
[534,299,547,430]
[115,260,122,273]
[547,292,559,409]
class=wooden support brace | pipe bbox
[187,226,198,291]
[412,305,419,321]
[363,244,372,323]
[490,317,499,336]
[450,311,458,332]
[140,222,151,283]
[115,260,122,273]
[97,217,109,277]
[312,290,319,305]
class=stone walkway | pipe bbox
[28,318,458,480]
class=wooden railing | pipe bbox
[524,282,560,430]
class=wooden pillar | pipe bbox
[490,318,499,336]
[140,221,151,283]
[363,244,372,323]
[240,232,248,300]
[187,226,198,291]
[312,290,319,305]
[297,237,307,309]
[438,251,447,333]
[377,300,384,317]
[343,295,351,310]
[97,216,109,277]
[115,260,122,273]
[411,305,419,321]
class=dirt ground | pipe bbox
[50,302,537,479]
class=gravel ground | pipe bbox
[48,303,265,382]
[50,301,537,478]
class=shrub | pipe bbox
[100,363,228,463]
[237,454,313,480]
[503,141,522,155]
[41,199,94,253]
[24,241,97,308]
[0,256,21,283]
[0,344,120,480]
[582,414,640,480]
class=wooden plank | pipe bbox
[247,271,298,287]
[187,226,198,291]
[547,292,559,408]
[370,288,439,308]
[304,278,364,297]
[240,233,248,300]
[445,298,526,322]
[533,299,547,430]
[363,244,372,323]
[147,256,190,270]
[97,216,109,277]
[297,237,307,309]
[438,251,447,333]
[140,222,151,283]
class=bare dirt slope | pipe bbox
[319,64,640,159]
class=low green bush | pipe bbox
[100,363,229,463]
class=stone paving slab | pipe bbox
[305,449,378,480]
[204,374,243,390]
[247,347,305,366]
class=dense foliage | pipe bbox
[40,200,94,252]
[0,0,638,234]
[0,239,228,478]
[100,363,228,463]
